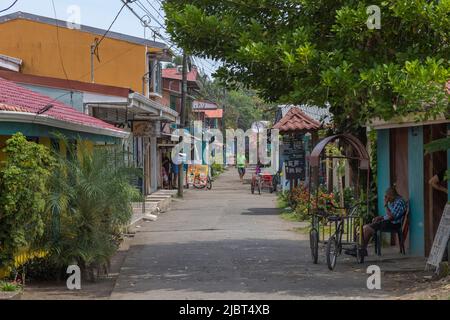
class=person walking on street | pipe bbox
[237,153,246,182]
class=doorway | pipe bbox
[390,128,409,199]
[424,124,448,256]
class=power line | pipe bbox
[51,0,69,81]
[94,2,128,52]
[0,0,19,13]
[121,0,183,55]
[144,0,165,22]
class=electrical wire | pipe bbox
[51,0,69,81]
[144,0,165,22]
[0,0,19,13]
[94,2,128,52]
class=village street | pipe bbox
[110,168,400,300]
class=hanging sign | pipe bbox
[133,121,154,137]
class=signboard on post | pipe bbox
[426,204,450,272]
[193,100,218,110]
[282,134,306,181]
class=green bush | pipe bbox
[211,163,224,177]
[0,133,54,269]
[44,139,142,280]
[0,280,22,292]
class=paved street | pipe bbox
[111,169,396,300]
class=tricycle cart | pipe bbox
[251,170,275,195]
[307,134,371,270]
[187,165,212,190]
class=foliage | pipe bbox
[164,0,450,131]
[0,280,22,292]
[278,185,339,221]
[198,78,274,130]
[425,137,450,155]
[43,140,142,277]
[0,133,54,269]
[425,136,450,181]
[211,163,224,177]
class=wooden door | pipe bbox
[390,128,409,199]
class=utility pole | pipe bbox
[90,42,95,83]
[178,53,188,197]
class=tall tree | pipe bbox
[198,78,273,130]
[164,0,449,133]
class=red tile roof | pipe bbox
[162,67,199,82]
[203,109,223,119]
[273,107,320,132]
[0,77,127,135]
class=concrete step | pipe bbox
[129,189,177,227]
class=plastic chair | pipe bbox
[374,200,410,256]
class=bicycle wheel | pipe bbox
[206,177,212,190]
[193,177,206,189]
[326,235,339,270]
[356,246,365,264]
[309,229,319,264]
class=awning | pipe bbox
[84,92,180,124]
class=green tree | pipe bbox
[198,78,274,130]
[0,133,54,268]
[164,0,449,132]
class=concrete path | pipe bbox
[111,169,396,300]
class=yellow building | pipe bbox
[0,12,179,195]
[0,11,168,95]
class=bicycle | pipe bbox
[251,173,261,195]
[325,203,365,271]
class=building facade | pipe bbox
[0,11,179,195]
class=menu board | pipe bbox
[283,134,306,180]
[426,204,450,270]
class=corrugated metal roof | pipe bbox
[0,11,168,49]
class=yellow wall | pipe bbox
[0,136,95,162]
[39,137,51,149]
[0,19,162,92]
[0,136,10,162]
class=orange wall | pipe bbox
[0,19,162,92]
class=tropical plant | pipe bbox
[0,133,54,269]
[425,137,450,182]
[0,280,22,292]
[43,139,142,280]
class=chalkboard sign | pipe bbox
[426,204,450,270]
[282,134,306,180]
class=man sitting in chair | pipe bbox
[361,187,407,255]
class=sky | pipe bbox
[0,0,220,76]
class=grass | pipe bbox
[293,226,311,235]
[280,211,302,222]
[0,281,22,292]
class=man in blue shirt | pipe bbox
[361,187,407,254]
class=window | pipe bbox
[170,95,177,111]
[148,55,162,97]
